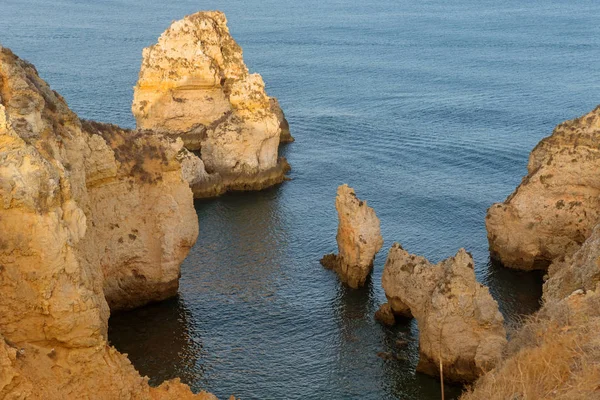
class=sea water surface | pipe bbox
[2,0,600,398]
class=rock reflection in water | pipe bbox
[187,188,289,303]
[330,276,464,399]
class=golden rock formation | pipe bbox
[0,46,212,399]
[486,106,600,270]
[381,244,507,383]
[320,184,384,288]
[132,11,292,198]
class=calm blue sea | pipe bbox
[2,0,599,398]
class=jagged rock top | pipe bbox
[136,11,247,90]
[529,105,600,174]
[132,10,286,139]
[382,244,506,382]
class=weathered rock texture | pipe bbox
[132,11,291,198]
[461,286,600,400]
[0,46,212,399]
[320,184,384,288]
[270,98,293,143]
[81,121,199,310]
[381,244,507,383]
[463,106,600,400]
[543,222,600,304]
[486,106,600,270]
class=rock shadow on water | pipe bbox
[189,184,290,301]
[377,318,464,400]
[483,256,544,325]
[333,273,377,324]
[329,276,383,397]
[330,274,463,399]
[108,296,208,388]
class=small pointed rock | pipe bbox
[321,184,383,288]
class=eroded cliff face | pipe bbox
[486,106,600,270]
[461,287,600,400]
[381,244,506,383]
[132,11,291,198]
[320,184,384,288]
[462,107,600,399]
[543,222,600,304]
[82,121,199,310]
[0,46,211,399]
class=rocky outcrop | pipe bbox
[381,244,507,383]
[132,11,291,198]
[374,303,396,326]
[543,223,600,304]
[0,46,211,398]
[486,106,600,270]
[463,106,600,399]
[81,121,199,310]
[0,333,217,400]
[320,184,384,288]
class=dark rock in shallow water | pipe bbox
[375,303,396,326]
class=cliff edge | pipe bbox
[486,106,600,270]
[0,46,212,399]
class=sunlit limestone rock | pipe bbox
[486,106,600,270]
[0,46,212,399]
[381,244,507,383]
[81,121,199,310]
[132,11,291,198]
[270,97,293,143]
[320,184,384,288]
[543,223,600,303]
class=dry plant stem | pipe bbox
[440,357,445,400]
[439,318,445,400]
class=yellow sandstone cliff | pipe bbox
[0,46,214,399]
[486,106,600,270]
[463,107,600,399]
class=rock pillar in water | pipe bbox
[381,244,507,383]
[321,184,384,288]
